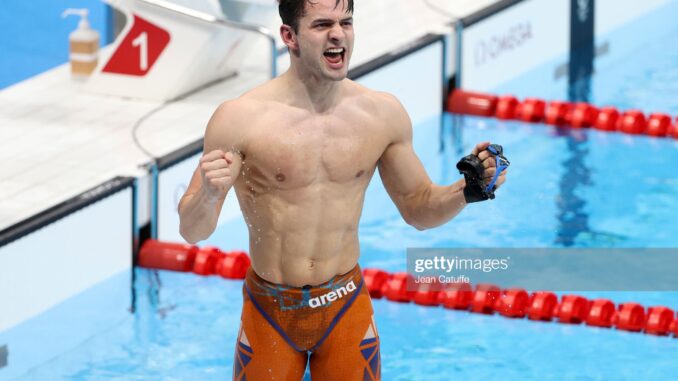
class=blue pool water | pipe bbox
[7,3,678,381]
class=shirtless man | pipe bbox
[178,0,507,380]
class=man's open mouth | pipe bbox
[323,47,345,66]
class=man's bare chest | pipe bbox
[239,115,387,190]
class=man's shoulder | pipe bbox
[344,81,405,116]
[215,96,265,117]
[211,93,276,129]
[204,96,269,148]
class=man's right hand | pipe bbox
[199,149,239,200]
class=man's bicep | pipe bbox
[203,103,229,154]
[203,100,244,155]
[376,92,432,206]
[378,140,432,203]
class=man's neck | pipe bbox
[283,65,344,114]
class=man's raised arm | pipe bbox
[178,101,243,243]
[377,94,505,230]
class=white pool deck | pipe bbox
[0,0,499,233]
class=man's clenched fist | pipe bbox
[199,149,240,199]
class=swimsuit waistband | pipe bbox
[246,265,363,296]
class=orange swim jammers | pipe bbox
[233,265,380,381]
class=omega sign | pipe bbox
[474,22,533,67]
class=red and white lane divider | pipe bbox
[138,241,678,338]
[365,268,678,338]
[447,89,678,139]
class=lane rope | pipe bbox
[139,240,678,339]
[447,89,678,139]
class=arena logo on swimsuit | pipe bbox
[308,281,357,308]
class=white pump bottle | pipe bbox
[62,8,100,79]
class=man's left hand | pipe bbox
[471,141,508,191]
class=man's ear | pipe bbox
[280,24,299,53]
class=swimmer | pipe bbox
[178,1,508,380]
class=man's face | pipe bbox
[294,0,354,81]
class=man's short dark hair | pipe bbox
[278,0,354,33]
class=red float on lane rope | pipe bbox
[671,318,678,338]
[363,268,390,299]
[216,251,251,280]
[586,299,616,328]
[383,272,415,303]
[192,246,225,276]
[448,90,498,117]
[570,103,599,128]
[471,284,501,314]
[413,283,442,307]
[517,98,546,123]
[545,101,572,126]
[616,303,646,332]
[495,96,520,120]
[439,282,473,310]
[646,113,672,137]
[556,295,590,324]
[668,117,678,139]
[594,107,620,131]
[617,110,647,135]
[645,306,674,336]
[527,292,558,321]
[495,288,529,318]
[138,239,198,272]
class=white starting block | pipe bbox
[84,0,270,101]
